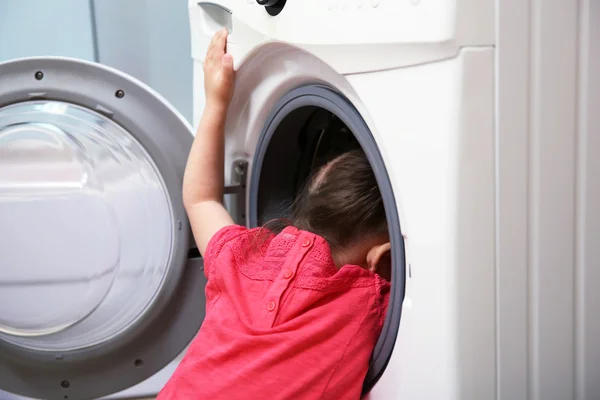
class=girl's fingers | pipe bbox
[215,29,228,55]
[207,32,219,59]
[221,54,234,82]
[207,29,227,66]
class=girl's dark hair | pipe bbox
[262,149,388,251]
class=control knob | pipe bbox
[256,0,286,15]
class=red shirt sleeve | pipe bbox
[203,224,248,279]
[376,277,391,333]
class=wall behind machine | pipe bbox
[0,0,194,124]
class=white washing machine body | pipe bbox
[189,0,600,399]
[191,1,496,398]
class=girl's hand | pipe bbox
[204,29,235,108]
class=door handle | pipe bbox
[197,2,232,15]
[192,1,234,61]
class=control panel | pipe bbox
[190,0,493,73]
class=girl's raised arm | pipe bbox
[182,29,235,256]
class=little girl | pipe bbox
[158,29,391,400]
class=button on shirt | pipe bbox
[158,225,390,400]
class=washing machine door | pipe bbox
[0,57,206,400]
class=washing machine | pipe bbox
[0,0,598,399]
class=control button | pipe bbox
[256,0,287,16]
[302,238,312,247]
[283,269,293,279]
[370,0,380,7]
[267,301,276,311]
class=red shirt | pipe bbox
[158,225,389,400]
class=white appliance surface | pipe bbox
[193,30,496,400]
[188,0,600,399]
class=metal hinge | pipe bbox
[223,160,248,226]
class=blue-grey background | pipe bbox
[0,0,194,123]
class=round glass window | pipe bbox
[0,100,174,352]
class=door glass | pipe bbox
[0,100,174,351]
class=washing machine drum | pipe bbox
[0,58,204,400]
